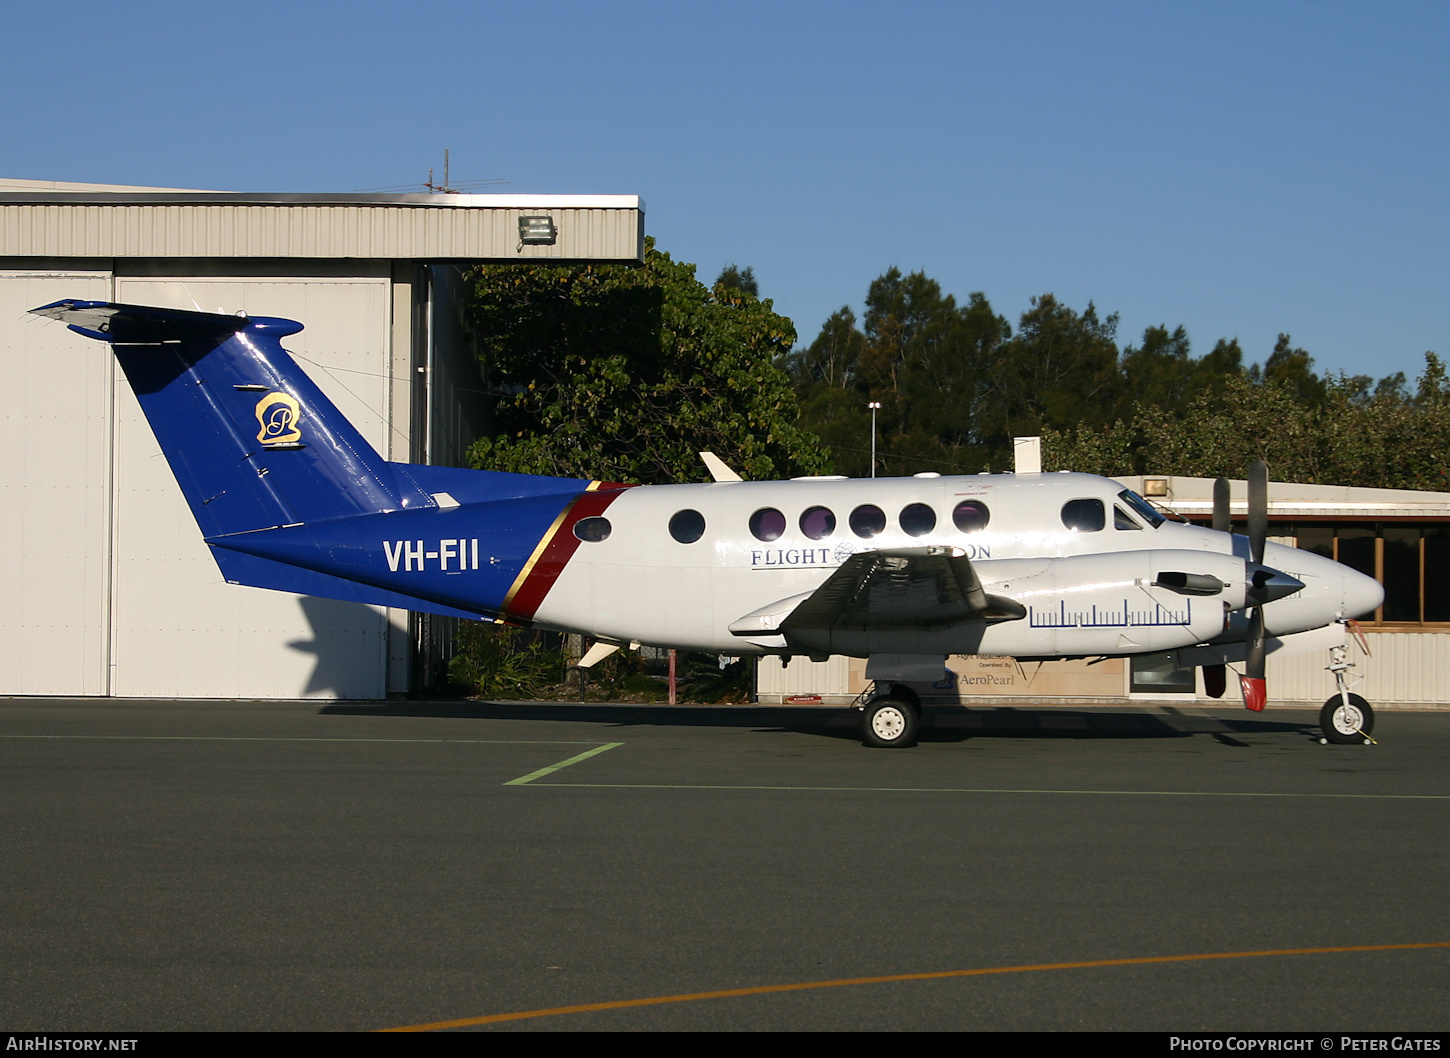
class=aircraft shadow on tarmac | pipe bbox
[318,701,1318,746]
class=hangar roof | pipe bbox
[1116,474,1450,521]
[0,179,644,263]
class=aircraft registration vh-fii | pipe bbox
[32,300,1385,748]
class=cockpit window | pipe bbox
[1061,499,1105,532]
[1114,506,1143,530]
[1117,489,1165,528]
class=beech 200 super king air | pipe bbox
[32,300,1385,748]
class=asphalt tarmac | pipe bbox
[1,697,1446,1032]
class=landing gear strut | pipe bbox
[1320,639,1375,745]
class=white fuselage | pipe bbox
[532,473,1381,659]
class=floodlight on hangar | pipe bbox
[519,215,557,245]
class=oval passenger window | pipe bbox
[669,509,706,543]
[849,504,886,538]
[799,506,836,540]
[574,516,612,542]
[952,500,990,533]
[900,503,936,537]
[750,507,787,542]
[1061,499,1105,532]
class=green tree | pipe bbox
[980,294,1122,443]
[465,239,828,484]
[714,263,758,296]
[788,270,1011,476]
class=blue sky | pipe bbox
[5,1,1447,381]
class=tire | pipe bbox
[862,697,918,748]
[1320,693,1374,745]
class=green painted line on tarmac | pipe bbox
[504,742,626,786]
[523,781,1450,800]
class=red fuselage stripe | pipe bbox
[505,488,632,622]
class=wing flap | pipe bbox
[741,547,1024,645]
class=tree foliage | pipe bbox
[465,239,828,484]
[790,266,1446,490]
[1043,352,1450,491]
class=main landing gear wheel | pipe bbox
[1320,693,1374,745]
[862,697,918,748]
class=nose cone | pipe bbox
[1249,565,1306,605]
[1343,567,1384,621]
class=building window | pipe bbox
[1130,651,1196,693]
[1290,523,1450,626]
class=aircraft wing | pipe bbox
[730,547,1024,640]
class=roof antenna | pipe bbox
[426,149,457,194]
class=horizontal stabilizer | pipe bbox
[30,300,256,343]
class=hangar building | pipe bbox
[1,178,643,699]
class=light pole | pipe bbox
[868,401,881,478]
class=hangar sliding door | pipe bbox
[108,277,392,699]
[0,270,114,696]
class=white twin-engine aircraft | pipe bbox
[33,300,1384,748]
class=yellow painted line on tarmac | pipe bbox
[379,941,1450,1031]
[503,742,625,785]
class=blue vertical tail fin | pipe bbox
[31,300,433,538]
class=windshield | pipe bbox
[1117,489,1165,528]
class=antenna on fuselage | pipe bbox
[700,452,743,482]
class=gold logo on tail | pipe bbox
[255,392,303,446]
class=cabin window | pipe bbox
[574,517,611,542]
[900,502,936,537]
[1061,499,1105,532]
[800,506,836,540]
[850,504,887,538]
[952,500,990,533]
[669,509,706,544]
[750,507,787,542]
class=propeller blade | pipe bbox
[1213,477,1231,533]
[1239,606,1267,712]
[1247,460,1268,566]
[1203,663,1227,698]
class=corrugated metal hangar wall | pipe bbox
[0,183,645,699]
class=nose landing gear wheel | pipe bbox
[862,697,918,748]
[1320,693,1374,745]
